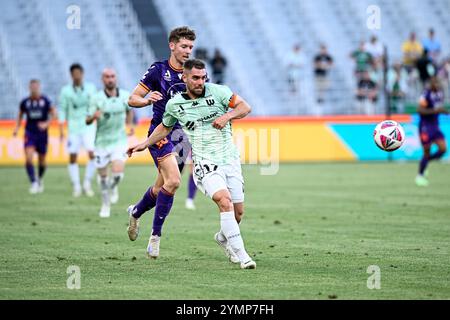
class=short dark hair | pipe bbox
[169,26,196,43]
[183,59,206,71]
[70,63,84,73]
[29,79,40,84]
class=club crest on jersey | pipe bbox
[164,70,171,82]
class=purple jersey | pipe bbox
[419,89,444,128]
[139,60,185,130]
[20,96,52,134]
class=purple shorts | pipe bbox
[419,125,445,146]
[24,131,48,154]
[147,124,191,172]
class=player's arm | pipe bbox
[127,123,172,157]
[12,107,24,137]
[37,104,57,131]
[128,84,163,108]
[212,95,251,129]
[417,97,448,115]
[86,95,101,125]
[58,90,68,141]
[126,109,135,136]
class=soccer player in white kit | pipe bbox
[128,59,256,269]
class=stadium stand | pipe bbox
[0,0,449,118]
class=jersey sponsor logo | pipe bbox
[206,99,215,106]
[198,112,218,122]
[164,70,171,82]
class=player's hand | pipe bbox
[12,127,18,137]
[93,109,102,119]
[437,107,449,115]
[147,91,163,105]
[127,142,148,157]
[37,121,49,131]
[127,127,135,136]
[59,132,64,143]
[212,114,231,130]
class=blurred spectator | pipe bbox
[422,28,441,63]
[437,58,450,103]
[387,62,408,113]
[210,49,227,84]
[416,49,436,88]
[365,35,385,71]
[351,42,374,81]
[313,44,333,105]
[402,32,423,73]
[286,44,306,94]
[356,71,378,115]
[194,48,209,61]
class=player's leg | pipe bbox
[109,157,125,204]
[145,154,181,259]
[212,189,255,269]
[67,133,82,197]
[185,161,197,210]
[429,138,447,161]
[95,150,111,218]
[24,145,38,194]
[82,130,96,197]
[127,172,162,241]
[417,144,431,186]
[36,133,48,193]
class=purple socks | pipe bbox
[26,163,36,183]
[187,173,197,200]
[152,187,174,236]
[132,186,157,219]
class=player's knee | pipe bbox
[165,176,181,192]
[88,152,95,160]
[217,195,233,212]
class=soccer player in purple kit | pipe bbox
[127,26,196,258]
[13,79,57,194]
[416,77,448,187]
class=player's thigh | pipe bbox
[67,133,82,154]
[193,165,228,201]
[158,154,181,188]
[24,146,35,163]
[435,137,447,153]
[82,130,95,153]
[94,149,111,170]
[224,159,245,204]
[110,147,127,173]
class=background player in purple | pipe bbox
[13,79,57,194]
[127,26,197,258]
[416,76,448,187]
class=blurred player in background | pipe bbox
[127,26,196,258]
[416,76,448,187]
[128,59,256,269]
[13,79,57,194]
[86,68,134,217]
[59,63,97,198]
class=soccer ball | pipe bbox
[373,120,405,152]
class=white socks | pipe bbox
[220,211,251,263]
[68,164,80,188]
[109,172,124,189]
[84,160,96,186]
[99,175,110,206]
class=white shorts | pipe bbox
[67,130,95,154]
[94,145,127,169]
[193,158,244,203]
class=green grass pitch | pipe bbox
[0,163,449,299]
